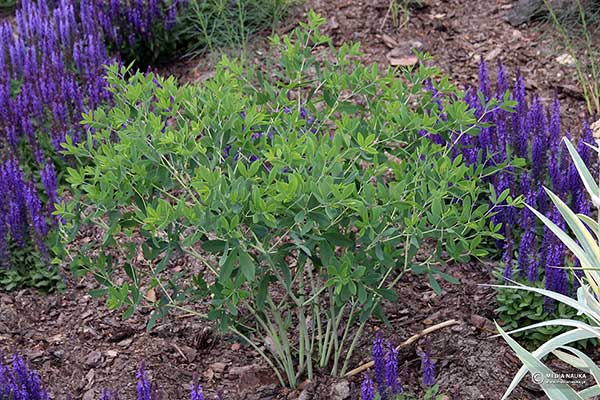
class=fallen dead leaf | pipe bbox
[387,55,418,67]
[146,288,156,302]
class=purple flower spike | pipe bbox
[496,63,508,98]
[421,352,435,387]
[361,374,376,400]
[478,59,490,100]
[191,373,204,400]
[518,228,536,279]
[502,241,514,280]
[385,342,401,395]
[0,354,49,400]
[136,364,152,400]
[372,333,386,396]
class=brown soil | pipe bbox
[2,0,597,399]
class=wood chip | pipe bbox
[380,33,398,49]
[592,119,600,140]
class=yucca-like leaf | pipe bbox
[497,323,585,400]
[494,318,600,338]
[577,214,598,238]
[500,139,600,399]
[543,188,600,294]
[557,346,600,386]
[581,286,600,316]
[563,138,599,200]
[503,328,598,397]
[552,349,588,371]
[527,202,600,297]
[579,385,600,399]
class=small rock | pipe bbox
[470,314,493,331]
[330,380,350,400]
[229,364,277,391]
[204,368,214,381]
[556,53,576,66]
[27,350,44,360]
[380,33,398,49]
[82,389,95,400]
[84,351,102,367]
[106,350,118,358]
[209,362,227,376]
[117,337,133,347]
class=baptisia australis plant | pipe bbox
[59,13,509,388]
[496,137,600,400]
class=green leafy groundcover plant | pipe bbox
[495,275,597,350]
[59,13,511,388]
[0,0,15,11]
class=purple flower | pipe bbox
[420,352,435,386]
[136,364,152,400]
[191,373,204,400]
[502,241,514,280]
[548,97,561,152]
[24,180,49,251]
[528,98,548,183]
[222,144,232,160]
[385,342,401,395]
[527,258,540,283]
[496,63,508,99]
[372,334,386,395]
[40,161,59,214]
[478,59,490,100]
[361,374,376,400]
[0,354,49,400]
[518,228,536,280]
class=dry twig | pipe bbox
[344,319,460,377]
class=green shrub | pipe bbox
[59,13,508,388]
[177,0,289,58]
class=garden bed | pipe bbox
[1,0,598,399]
[2,256,540,399]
